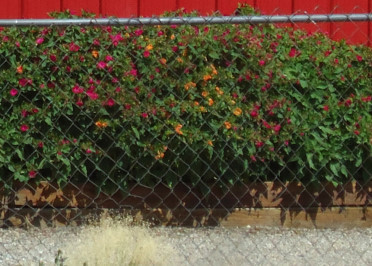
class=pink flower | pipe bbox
[135,29,143,36]
[76,99,84,106]
[29,170,37,178]
[250,155,257,162]
[141,112,148,118]
[323,105,329,111]
[106,98,115,106]
[344,99,352,107]
[284,140,289,146]
[86,91,99,100]
[20,124,29,132]
[72,85,84,94]
[10,88,18,96]
[21,110,28,117]
[262,120,271,129]
[97,61,107,69]
[36,38,44,45]
[86,148,92,154]
[356,55,363,62]
[362,96,371,102]
[105,55,114,62]
[143,51,150,58]
[129,68,137,76]
[250,110,258,118]
[259,60,265,66]
[110,34,123,46]
[38,142,44,148]
[93,39,100,46]
[125,104,131,110]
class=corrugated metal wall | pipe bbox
[0,0,370,45]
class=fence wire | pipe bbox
[0,9,371,266]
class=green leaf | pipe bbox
[132,127,140,140]
[329,162,339,176]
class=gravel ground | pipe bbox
[0,225,371,266]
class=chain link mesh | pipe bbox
[0,8,371,265]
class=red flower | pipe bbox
[86,148,92,154]
[274,124,281,134]
[69,42,80,52]
[362,96,371,102]
[143,51,150,58]
[106,98,115,106]
[354,130,360,135]
[19,78,32,87]
[110,33,123,46]
[356,55,363,62]
[250,110,258,118]
[262,120,271,129]
[105,55,114,62]
[38,142,44,148]
[141,112,148,118]
[76,99,84,106]
[86,91,99,100]
[288,48,297,58]
[323,105,329,111]
[50,54,57,62]
[255,141,264,148]
[259,60,265,66]
[344,99,352,107]
[250,155,257,162]
[29,170,37,178]
[20,124,29,132]
[10,88,18,96]
[135,29,143,36]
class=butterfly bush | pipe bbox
[0,5,371,191]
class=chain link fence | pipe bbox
[0,6,371,265]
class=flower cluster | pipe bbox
[0,5,371,189]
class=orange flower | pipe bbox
[16,66,23,74]
[175,124,183,135]
[170,34,175,40]
[95,121,108,128]
[159,58,167,65]
[184,81,196,91]
[203,74,212,81]
[176,57,183,63]
[182,49,187,57]
[210,64,218,75]
[145,44,153,51]
[224,121,232,129]
[200,106,206,112]
[194,101,200,106]
[91,50,99,58]
[208,98,214,106]
[155,146,167,160]
[215,86,224,95]
[202,91,209,97]
[233,107,242,116]
[207,140,213,146]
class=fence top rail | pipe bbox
[0,13,371,27]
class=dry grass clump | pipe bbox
[59,216,178,266]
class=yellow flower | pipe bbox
[182,49,187,57]
[224,121,232,129]
[91,50,99,58]
[203,74,212,81]
[145,44,153,51]
[230,100,236,105]
[233,107,242,116]
[175,124,183,135]
[202,91,209,97]
[208,98,214,106]
[124,33,130,38]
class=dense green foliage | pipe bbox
[0,5,371,191]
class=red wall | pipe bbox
[0,0,370,45]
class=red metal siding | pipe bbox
[23,0,61,18]
[178,0,216,15]
[293,1,331,35]
[0,0,22,18]
[62,0,100,15]
[101,0,138,17]
[331,0,369,45]
[140,0,177,16]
